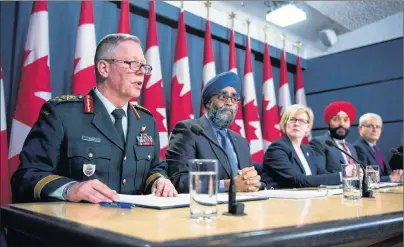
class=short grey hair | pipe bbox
[359,113,383,126]
[94,33,141,83]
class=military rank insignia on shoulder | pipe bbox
[49,95,83,104]
[133,104,152,115]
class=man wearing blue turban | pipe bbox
[166,71,264,193]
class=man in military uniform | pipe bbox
[11,33,177,203]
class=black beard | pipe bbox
[329,126,350,140]
[207,102,237,130]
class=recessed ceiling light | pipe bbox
[266,4,307,27]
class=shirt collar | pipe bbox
[94,87,128,117]
[205,114,227,134]
[364,139,376,148]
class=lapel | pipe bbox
[199,117,232,177]
[228,131,242,167]
[361,138,378,163]
[326,134,346,164]
[284,136,305,173]
[91,90,125,150]
[124,104,138,156]
[301,145,316,173]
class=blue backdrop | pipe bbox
[0,1,302,140]
[1,1,401,160]
[305,38,403,159]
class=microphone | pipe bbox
[391,148,403,157]
[325,140,373,198]
[190,125,246,216]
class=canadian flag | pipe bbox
[169,9,194,132]
[242,37,264,163]
[72,0,96,95]
[262,41,281,151]
[278,49,291,116]
[118,0,130,33]
[118,0,138,104]
[228,29,246,137]
[142,0,168,159]
[8,2,52,180]
[0,57,10,205]
[200,19,216,116]
[295,55,310,144]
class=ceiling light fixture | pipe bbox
[265,2,307,27]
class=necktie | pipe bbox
[217,130,238,177]
[339,141,354,164]
[112,108,125,144]
[373,145,385,173]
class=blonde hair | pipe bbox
[280,104,314,136]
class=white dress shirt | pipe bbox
[296,148,312,175]
[333,138,352,164]
[94,87,129,140]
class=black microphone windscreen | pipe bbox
[390,148,402,155]
[325,140,334,147]
[190,125,204,136]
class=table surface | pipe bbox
[6,186,403,244]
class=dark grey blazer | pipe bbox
[310,133,359,173]
[354,138,392,182]
[166,116,253,193]
[263,135,341,189]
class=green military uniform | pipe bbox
[11,89,167,202]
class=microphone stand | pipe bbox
[325,140,373,198]
[191,125,246,216]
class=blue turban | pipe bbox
[201,71,241,107]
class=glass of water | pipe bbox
[366,165,380,189]
[189,159,218,222]
[342,164,362,200]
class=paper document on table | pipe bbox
[117,193,269,210]
[118,194,189,209]
[372,182,403,189]
[241,189,339,199]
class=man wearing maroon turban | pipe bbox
[310,101,359,173]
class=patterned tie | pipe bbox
[217,130,238,177]
[373,145,385,173]
[112,108,125,144]
[339,141,354,164]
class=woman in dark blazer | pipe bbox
[263,104,341,189]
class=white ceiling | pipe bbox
[165,1,403,59]
[212,1,404,58]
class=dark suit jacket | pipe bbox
[263,135,341,189]
[310,133,359,173]
[389,146,403,171]
[166,117,253,193]
[354,138,392,182]
[11,89,167,202]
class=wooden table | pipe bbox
[1,187,403,247]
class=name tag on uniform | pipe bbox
[137,126,155,146]
[81,135,101,143]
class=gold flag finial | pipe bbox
[263,26,269,42]
[204,1,212,19]
[229,12,236,28]
[281,33,287,48]
[294,41,302,55]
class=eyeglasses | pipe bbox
[215,92,241,104]
[103,59,152,74]
[288,117,309,125]
[362,124,382,130]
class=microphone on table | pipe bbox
[391,148,403,157]
[325,140,373,198]
[190,124,246,216]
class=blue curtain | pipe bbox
[0,1,299,139]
